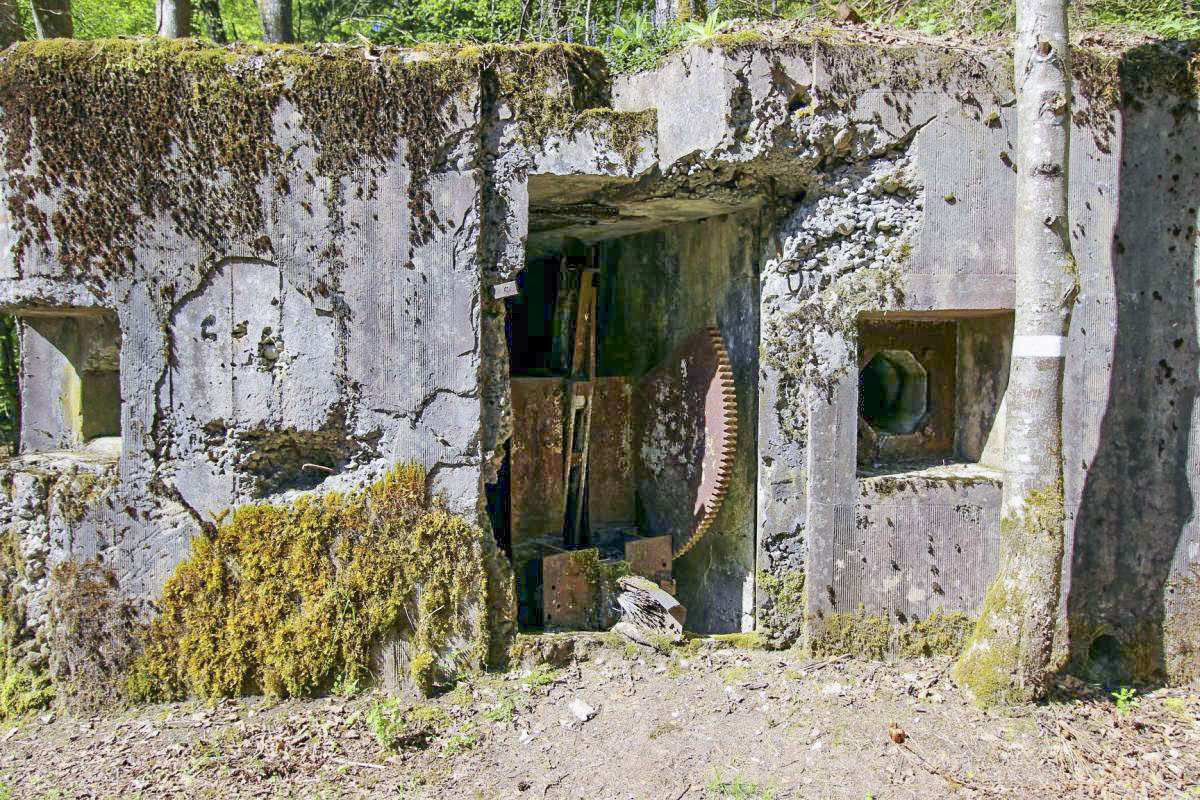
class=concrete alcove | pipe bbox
[501,176,756,633]
[859,349,928,435]
[16,310,122,455]
[856,313,1013,471]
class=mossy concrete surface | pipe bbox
[128,465,514,700]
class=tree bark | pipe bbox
[156,0,191,37]
[952,0,1077,707]
[257,0,293,42]
[197,0,227,43]
[0,0,22,47]
[30,0,72,38]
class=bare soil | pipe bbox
[2,636,1197,799]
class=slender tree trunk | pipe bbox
[156,0,191,37]
[0,0,21,46]
[30,0,72,37]
[952,0,1077,707]
[197,0,227,42]
[257,0,293,42]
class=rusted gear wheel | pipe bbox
[634,327,737,559]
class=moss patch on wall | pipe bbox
[756,568,806,647]
[569,108,656,172]
[0,38,607,281]
[810,609,974,660]
[0,526,52,720]
[127,464,512,701]
[48,560,145,715]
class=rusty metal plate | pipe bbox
[588,376,635,527]
[625,534,674,594]
[510,377,566,554]
[543,549,598,630]
[634,327,737,558]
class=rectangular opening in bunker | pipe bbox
[856,312,1012,474]
[17,311,122,454]
[503,237,674,632]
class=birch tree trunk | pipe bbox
[0,0,21,46]
[156,0,191,37]
[31,0,73,37]
[952,0,1078,706]
[257,0,293,42]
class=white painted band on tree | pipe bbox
[1013,334,1067,358]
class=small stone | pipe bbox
[569,698,596,723]
[833,128,854,151]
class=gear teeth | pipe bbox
[675,327,739,560]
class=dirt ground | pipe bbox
[2,635,1197,799]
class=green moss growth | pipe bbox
[756,568,806,647]
[52,470,118,525]
[48,560,145,715]
[953,483,1066,707]
[709,31,767,52]
[0,38,610,281]
[566,548,630,588]
[127,464,511,701]
[710,631,766,650]
[0,527,51,720]
[569,108,656,172]
[482,42,610,147]
[810,609,974,660]
[0,661,52,720]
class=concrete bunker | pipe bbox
[15,310,122,455]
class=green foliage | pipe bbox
[0,657,53,720]
[520,663,561,688]
[127,464,507,701]
[367,698,450,751]
[0,316,17,449]
[1112,686,1139,714]
[483,690,517,722]
[708,769,778,800]
[440,722,479,755]
[603,13,686,74]
[39,0,1200,81]
[683,8,730,40]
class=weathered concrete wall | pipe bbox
[0,34,1196,684]
[610,35,1200,679]
[1064,50,1200,683]
[0,42,624,682]
[598,211,761,633]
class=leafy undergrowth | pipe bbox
[598,0,1200,75]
